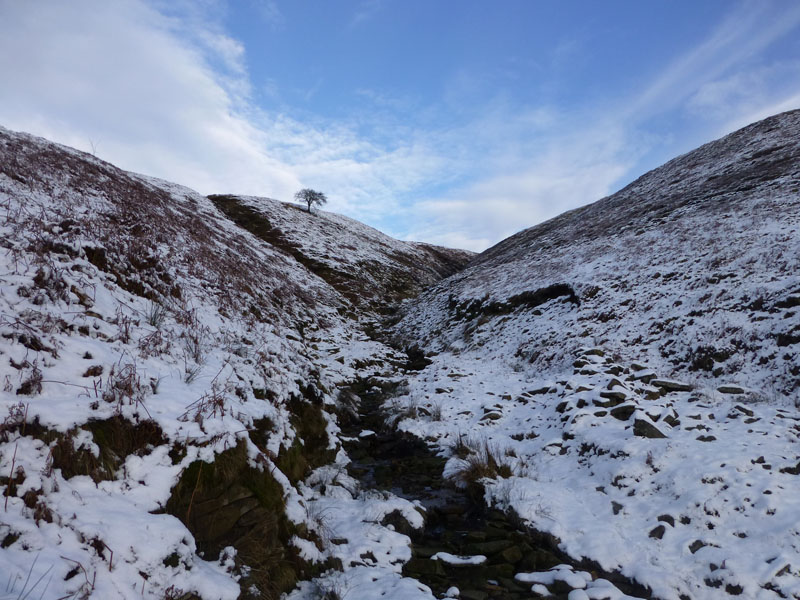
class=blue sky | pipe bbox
[2,1,800,250]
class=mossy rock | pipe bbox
[166,440,332,600]
[25,416,166,483]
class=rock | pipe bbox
[519,549,561,571]
[658,514,675,527]
[381,509,417,536]
[634,418,667,438]
[484,563,515,579]
[652,379,693,392]
[734,404,754,417]
[594,396,625,408]
[649,525,666,539]
[663,414,680,428]
[632,371,656,383]
[404,557,446,577]
[638,389,660,401]
[717,385,745,394]
[499,577,528,593]
[528,386,551,395]
[696,435,717,442]
[466,540,514,555]
[500,545,523,564]
[412,545,442,558]
[599,390,628,402]
[459,590,489,600]
[610,404,636,421]
[689,540,707,554]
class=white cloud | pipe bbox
[404,1,800,251]
[0,0,798,255]
[0,0,300,196]
[404,121,634,251]
[686,63,800,135]
[349,0,385,29]
[251,0,284,30]
[0,0,454,233]
[626,1,800,121]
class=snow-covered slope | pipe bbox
[209,194,473,314]
[3,107,799,600]
[397,109,800,398]
[0,126,460,600]
[389,110,800,599]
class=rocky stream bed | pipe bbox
[338,377,653,600]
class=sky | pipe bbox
[1,1,800,251]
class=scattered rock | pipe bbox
[600,390,628,402]
[634,418,667,439]
[82,365,103,377]
[610,404,636,421]
[652,379,693,392]
[780,462,800,475]
[717,385,745,395]
[499,545,523,564]
[663,414,680,428]
[405,557,446,577]
[689,540,707,554]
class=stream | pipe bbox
[338,377,652,600]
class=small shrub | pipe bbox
[103,362,149,416]
[146,300,168,328]
[16,365,43,396]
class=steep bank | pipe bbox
[389,110,800,599]
[0,125,465,599]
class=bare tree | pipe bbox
[294,188,327,213]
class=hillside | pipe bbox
[389,110,800,599]
[208,194,472,314]
[397,109,800,397]
[1,108,799,600]
[0,126,468,600]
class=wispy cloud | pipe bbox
[625,1,800,121]
[0,0,797,254]
[403,0,800,250]
[251,0,284,30]
[349,0,385,29]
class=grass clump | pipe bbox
[452,436,514,497]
